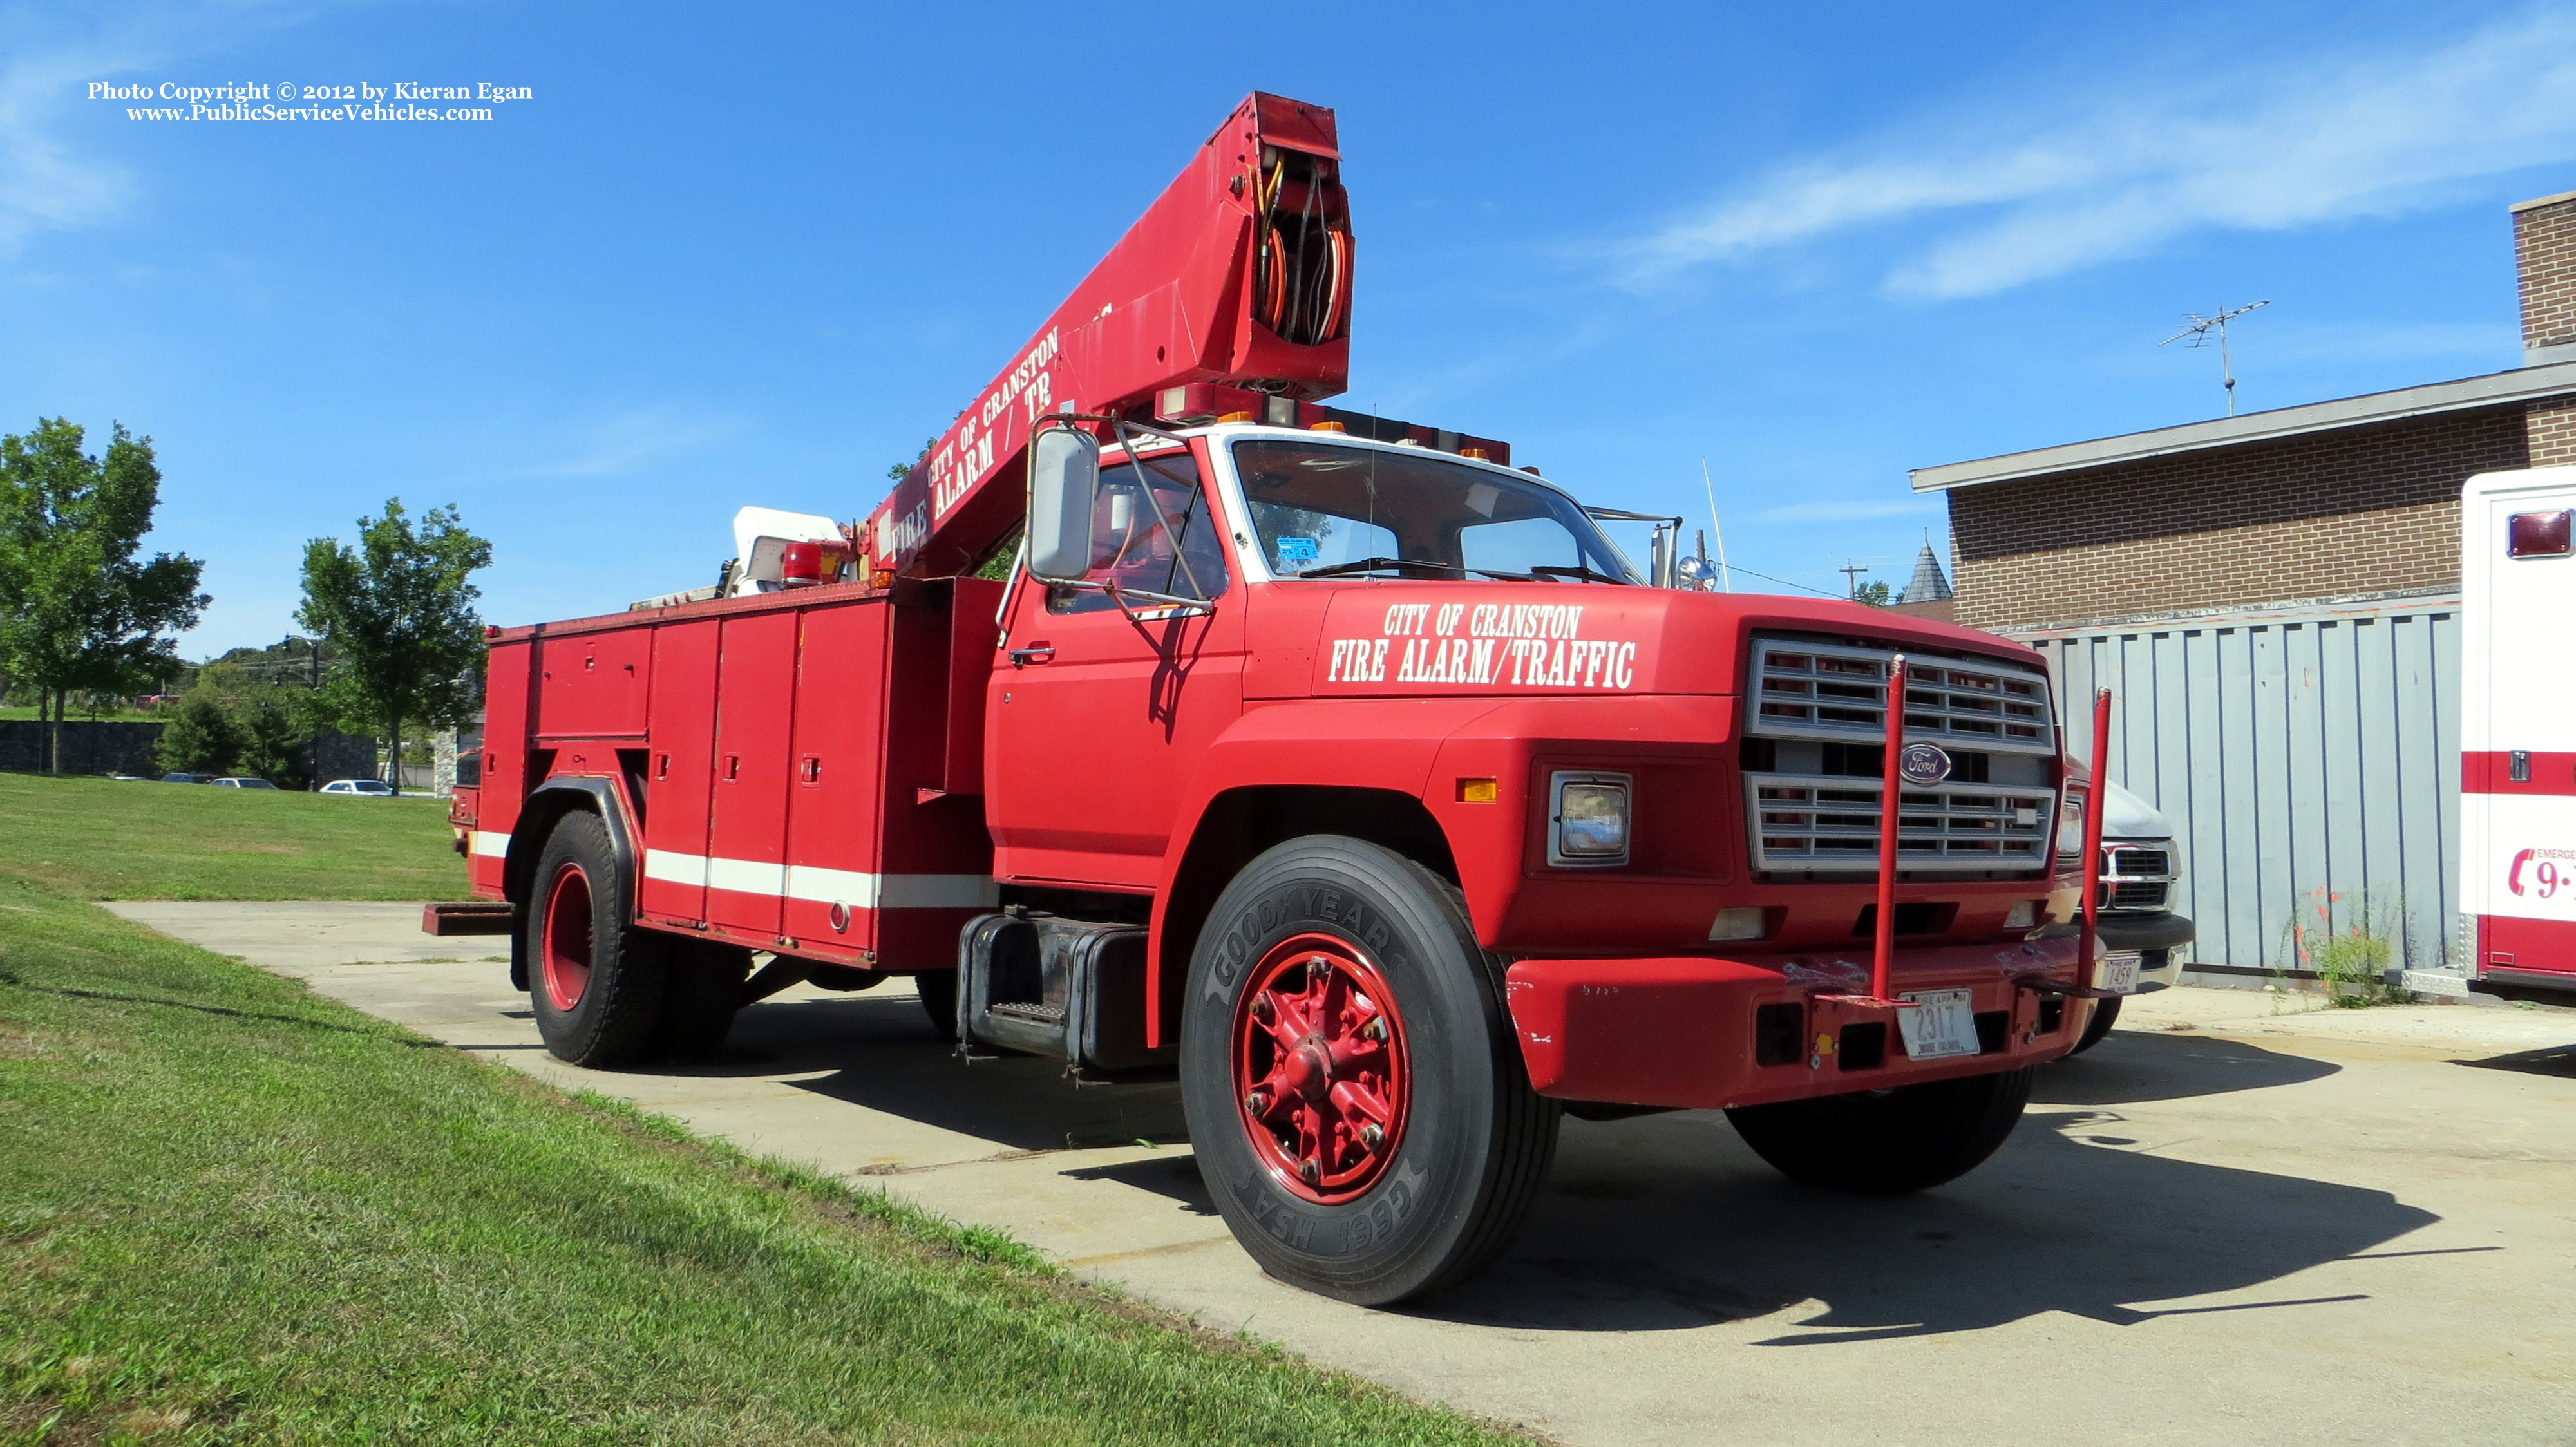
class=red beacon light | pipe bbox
[780,540,825,587]
[2508,509,2573,558]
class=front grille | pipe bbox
[1750,638,2056,756]
[2098,842,2176,912]
[1747,772,2057,872]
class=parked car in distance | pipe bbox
[2047,779,2193,1056]
[160,772,213,784]
[319,778,395,797]
[210,777,281,789]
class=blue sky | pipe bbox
[8,0,2576,654]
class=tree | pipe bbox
[233,688,312,788]
[0,419,209,771]
[155,689,242,776]
[297,500,491,795]
[1853,580,1893,607]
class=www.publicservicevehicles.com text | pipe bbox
[88,81,529,123]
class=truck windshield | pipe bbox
[1232,438,1640,583]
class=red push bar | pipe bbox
[2074,686,2115,992]
[1824,654,1913,1010]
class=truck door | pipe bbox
[987,442,1245,891]
[706,610,799,941]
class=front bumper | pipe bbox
[1504,936,2087,1112]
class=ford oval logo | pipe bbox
[1899,742,1953,786]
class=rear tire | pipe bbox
[2067,994,2122,1056]
[1726,1066,2033,1195]
[653,940,752,1063]
[527,811,668,1068]
[1180,836,1559,1306]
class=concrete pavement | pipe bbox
[108,901,2576,1446]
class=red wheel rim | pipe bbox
[540,862,594,1012]
[1231,932,1410,1204]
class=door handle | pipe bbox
[1009,643,1055,668]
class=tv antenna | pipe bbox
[2159,300,2269,416]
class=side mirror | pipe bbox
[1027,425,1100,583]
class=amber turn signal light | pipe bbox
[1456,778,1499,803]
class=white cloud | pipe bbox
[1760,498,1938,523]
[1623,8,2576,299]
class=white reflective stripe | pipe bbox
[784,864,878,907]
[705,855,787,896]
[638,851,992,909]
[643,848,709,887]
[876,873,1002,909]
[471,830,511,858]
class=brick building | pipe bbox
[1897,189,2576,978]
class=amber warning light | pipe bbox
[2509,509,2572,558]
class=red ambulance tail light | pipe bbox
[2508,509,2572,558]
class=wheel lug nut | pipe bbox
[1361,1017,1387,1042]
[1307,957,1330,983]
[1245,1089,1269,1114]
[1359,1123,1382,1149]
[1299,1157,1320,1184]
[1250,993,1274,1020]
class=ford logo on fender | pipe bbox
[1899,742,1953,786]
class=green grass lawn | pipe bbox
[0,773,1526,1444]
[0,773,466,901]
[0,883,1519,1445]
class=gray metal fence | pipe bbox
[2013,592,2459,972]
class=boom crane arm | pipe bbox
[862,92,1355,580]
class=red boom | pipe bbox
[861,93,1354,580]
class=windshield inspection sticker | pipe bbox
[1274,536,1320,573]
[1321,597,1642,690]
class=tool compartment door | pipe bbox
[639,619,720,923]
[706,610,799,941]
[784,599,893,951]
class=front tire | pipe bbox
[1180,837,1558,1306]
[1726,1066,2033,1195]
[2067,994,2122,1056]
[527,811,668,1068]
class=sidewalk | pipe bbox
[2121,983,2576,1058]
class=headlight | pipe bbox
[1549,771,1631,867]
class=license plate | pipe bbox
[2401,969,2472,999]
[1897,988,1980,1061]
[2095,952,2141,995]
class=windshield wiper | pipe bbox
[1294,556,1543,582]
[1528,563,1633,585]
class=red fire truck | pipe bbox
[445,93,2102,1305]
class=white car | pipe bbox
[319,778,396,797]
[211,776,282,790]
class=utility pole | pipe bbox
[1839,561,1870,600]
[2160,300,2270,416]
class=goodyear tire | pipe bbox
[653,940,753,1063]
[1726,1066,2034,1195]
[526,811,668,1068]
[2067,994,2121,1057]
[1180,837,1560,1306]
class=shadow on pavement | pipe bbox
[2032,1030,2340,1106]
[712,992,1189,1151]
[625,991,2428,1343]
[2452,1043,2576,1078]
[1421,1039,2431,1338]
